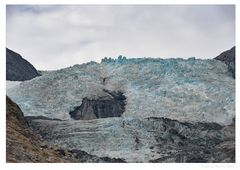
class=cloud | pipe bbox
[6,5,235,70]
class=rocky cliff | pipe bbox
[215,46,235,79]
[6,48,40,81]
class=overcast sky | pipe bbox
[6,5,235,70]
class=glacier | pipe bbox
[7,57,235,125]
[6,56,235,162]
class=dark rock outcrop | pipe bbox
[6,48,40,81]
[215,46,235,78]
[70,90,126,120]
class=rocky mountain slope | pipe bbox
[6,96,125,162]
[215,46,235,79]
[6,96,67,162]
[6,48,40,81]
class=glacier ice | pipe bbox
[6,57,235,125]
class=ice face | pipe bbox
[6,57,235,125]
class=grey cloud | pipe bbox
[6,5,235,70]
